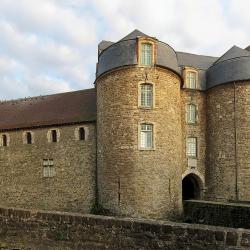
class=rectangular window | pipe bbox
[51,130,57,143]
[140,124,153,149]
[140,43,153,66]
[186,137,197,157]
[187,104,196,124]
[141,84,153,107]
[187,72,196,89]
[2,135,7,147]
[43,159,55,177]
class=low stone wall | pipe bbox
[0,207,249,249]
[184,200,250,229]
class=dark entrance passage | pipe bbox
[182,174,201,200]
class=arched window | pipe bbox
[140,83,153,108]
[186,137,197,158]
[2,134,7,147]
[79,127,85,141]
[186,71,197,89]
[51,130,57,143]
[187,104,196,124]
[140,43,153,66]
[140,123,153,149]
[26,132,32,144]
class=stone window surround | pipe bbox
[186,136,198,159]
[47,128,60,143]
[137,37,156,67]
[0,133,10,147]
[186,103,198,124]
[183,67,198,89]
[43,159,55,178]
[22,131,35,144]
[138,121,156,151]
[138,81,155,109]
[74,126,89,141]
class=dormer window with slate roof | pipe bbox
[138,38,156,67]
[184,67,198,89]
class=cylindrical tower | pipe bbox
[206,47,250,202]
[96,30,183,219]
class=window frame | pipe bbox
[43,159,55,178]
[139,82,154,109]
[139,122,155,150]
[186,137,197,158]
[138,38,156,67]
[47,129,60,143]
[186,104,197,124]
[184,68,198,89]
[79,127,85,141]
[2,134,7,147]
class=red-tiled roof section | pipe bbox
[0,88,96,131]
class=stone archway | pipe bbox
[182,173,203,200]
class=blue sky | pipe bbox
[0,0,250,99]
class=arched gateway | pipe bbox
[182,173,203,200]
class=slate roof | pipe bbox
[177,52,218,70]
[120,29,151,41]
[0,88,96,131]
[213,46,250,65]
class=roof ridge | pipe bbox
[0,88,95,104]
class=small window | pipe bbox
[187,104,196,124]
[186,71,197,89]
[26,132,32,144]
[51,130,57,143]
[79,127,85,141]
[186,137,197,158]
[140,84,153,108]
[140,43,153,66]
[140,123,153,149]
[2,135,7,147]
[43,159,55,177]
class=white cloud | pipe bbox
[0,0,250,100]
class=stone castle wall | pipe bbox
[180,89,206,185]
[96,66,183,219]
[206,81,250,202]
[0,123,96,213]
[0,206,249,249]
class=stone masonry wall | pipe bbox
[0,206,249,249]
[184,200,250,229]
[96,66,183,219]
[180,89,206,189]
[206,81,250,202]
[0,123,96,213]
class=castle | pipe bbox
[0,29,250,220]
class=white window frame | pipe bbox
[47,129,60,143]
[139,123,154,150]
[140,43,153,66]
[186,71,197,89]
[186,104,196,124]
[43,159,55,177]
[139,83,153,108]
[186,137,197,158]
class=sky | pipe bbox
[0,0,250,100]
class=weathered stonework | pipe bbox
[180,89,206,188]
[0,123,96,213]
[206,81,250,201]
[96,66,182,219]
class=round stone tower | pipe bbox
[206,46,250,202]
[96,30,183,219]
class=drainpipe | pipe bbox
[233,82,239,201]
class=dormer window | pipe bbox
[140,43,153,66]
[186,71,197,89]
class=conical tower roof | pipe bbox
[120,29,151,41]
[213,46,250,65]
